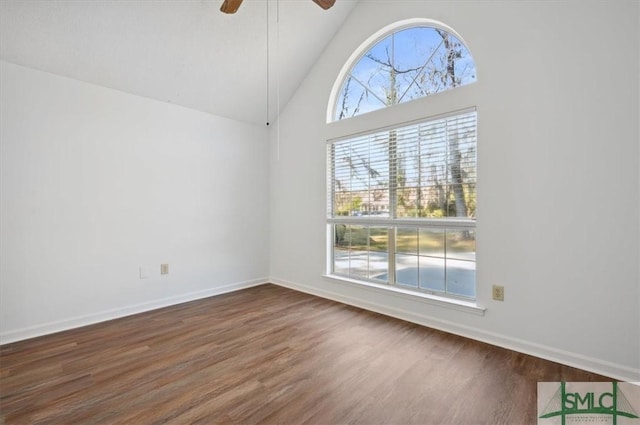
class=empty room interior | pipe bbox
[1,0,639,423]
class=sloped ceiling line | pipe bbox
[0,0,359,126]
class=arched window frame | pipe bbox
[325,19,482,310]
[327,18,476,123]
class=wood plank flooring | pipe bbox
[0,284,610,424]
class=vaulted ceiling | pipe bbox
[0,0,358,126]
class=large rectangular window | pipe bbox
[327,110,477,300]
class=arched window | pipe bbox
[332,24,476,121]
[327,21,479,304]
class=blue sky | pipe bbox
[335,26,477,120]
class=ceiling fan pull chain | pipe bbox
[276,0,281,160]
[266,0,270,127]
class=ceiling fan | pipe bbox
[220,0,336,14]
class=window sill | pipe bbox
[323,274,486,316]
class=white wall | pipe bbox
[0,61,270,343]
[270,0,640,381]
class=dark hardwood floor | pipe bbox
[0,284,610,424]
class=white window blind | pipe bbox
[328,110,476,221]
[327,110,477,300]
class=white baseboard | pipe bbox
[0,278,269,345]
[4,276,638,383]
[271,277,640,383]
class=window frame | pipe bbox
[327,18,475,124]
[325,20,481,310]
[327,109,477,302]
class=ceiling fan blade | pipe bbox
[312,0,336,10]
[220,0,243,14]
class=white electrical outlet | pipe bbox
[161,264,169,275]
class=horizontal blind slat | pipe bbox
[329,111,476,219]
